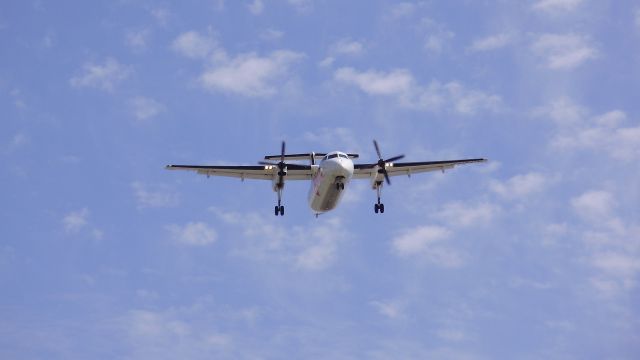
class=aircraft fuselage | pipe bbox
[307,152,354,213]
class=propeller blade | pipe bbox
[281,141,286,162]
[386,154,405,163]
[383,170,391,185]
[373,140,382,159]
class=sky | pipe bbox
[1,0,639,358]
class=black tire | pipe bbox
[280,205,285,216]
[340,183,345,190]
[380,203,385,213]
[374,203,379,213]
[275,205,279,216]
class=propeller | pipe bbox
[258,141,288,187]
[372,139,405,185]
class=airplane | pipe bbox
[166,140,487,216]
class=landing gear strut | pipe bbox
[274,188,285,216]
[374,182,385,214]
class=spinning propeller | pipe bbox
[372,139,404,185]
[258,141,288,187]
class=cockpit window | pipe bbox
[328,154,339,159]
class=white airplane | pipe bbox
[166,140,487,216]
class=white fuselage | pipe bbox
[307,152,354,213]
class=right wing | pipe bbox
[353,158,487,179]
[165,164,313,180]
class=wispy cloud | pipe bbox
[63,208,89,233]
[129,96,166,121]
[171,31,217,59]
[214,210,349,271]
[167,222,217,246]
[131,182,178,208]
[530,33,597,70]
[551,109,640,161]
[331,38,364,56]
[370,299,404,319]
[247,0,264,15]
[434,201,500,228]
[490,172,548,200]
[69,58,131,91]
[571,190,615,221]
[62,208,103,239]
[260,28,283,41]
[468,33,515,52]
[172,30,304,98]
[126,29,151,51]
[392,226,463,267]
[287,0,313,13]
[200,51,304,97]
[532,0,583,13]
[334,67,502,115]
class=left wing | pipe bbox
[353,158,487,179]
[165,164,313,180]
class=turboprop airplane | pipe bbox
[166,140,487,216]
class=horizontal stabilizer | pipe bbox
[264,153,359,161]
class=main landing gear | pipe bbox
[374,182,385,214]
[274,188,284,216]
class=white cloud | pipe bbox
[126,29,151,51]
[334,67,501,115]
[6,132,28,152]
[69,58,131,91]
[530,33,597,70]
[331,38,364,56]
[62,208,104,239]
[131,182,178,208]
[571,190,615,220]
[171,31,217,59]
[287,0,312,12]
[302,127,360,152]
[424,29,454,54]
[536,97,588,125]
[125,308,231,358]
[490,172,548,200]
[532,0,583,13]
[63,208,89,233]
[370,300,403,319]
[468,33,514,52]
[388,2,418,19]
[200,50,304,97]
[542,102,640,161]
[392,226,463,267]
[130,96,165,121]
[247,0,264,15]
[167,222,217,246]
[393,226,450,255]
[150,8,170,25]
[435,201,500,228]
[214,210,349,271]
[260,28,283,41]
[334,67,414,96]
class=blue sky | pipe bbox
[2,0,639,358]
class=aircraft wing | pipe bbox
[165,164,314,180]
[352,158,487,179]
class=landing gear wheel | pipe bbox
[340,183,345,190]
[336,183,341,191]
[374,203,379,213]
[275,205,280,216]
[279,205,284,216]
[380,203,385,213]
